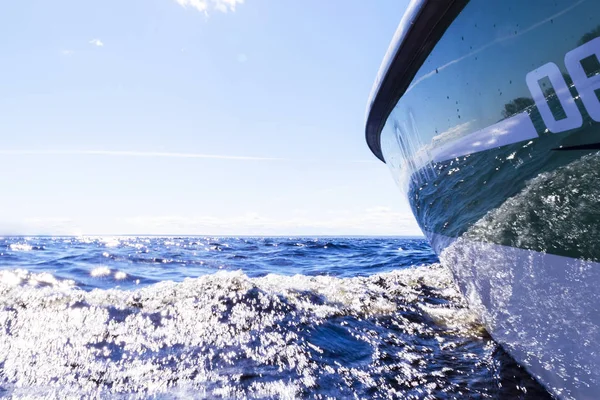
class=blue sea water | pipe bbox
[0,236,550,399]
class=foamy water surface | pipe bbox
[0,237,550,399]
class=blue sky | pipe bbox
[0,0,420,236]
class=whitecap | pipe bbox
[9,243,32,252]
[91,267,111,277]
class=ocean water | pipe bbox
[0,236,551,399]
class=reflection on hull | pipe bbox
[410,135,600,261]
[431,151,600,398]
[404,147,600,399]
[366,0,600,398]
[431,153,600,399]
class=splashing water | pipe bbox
[0,237,549,399]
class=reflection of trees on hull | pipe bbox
[500,75,577,134]
[577,27,600,77]
[578,25,600,46]
[497,23,600,124]
[500,97,547,135]
[501,97,534,119]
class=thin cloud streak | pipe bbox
[0,150,382,164]
[0,150,283,161]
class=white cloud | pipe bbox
[61,50,74,56]
[89,39,104,47]
[174,0,244,14]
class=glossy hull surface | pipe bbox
[369,0,600,398]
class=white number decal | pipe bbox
[526,62,582,133]
[525,37,600,133]
[565,37,600,122]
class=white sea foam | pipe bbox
[9,243,32,252]
[91,266,111,277]
[114,271,127,280]
[0,264,489,399]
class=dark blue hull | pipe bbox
[366,0,600,398]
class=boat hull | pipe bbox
[368,0,600,398]
[434,233,600,399]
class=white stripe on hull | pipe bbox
[429,233,600,400]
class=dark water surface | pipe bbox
[0,237,550,399]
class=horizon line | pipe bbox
[0,233,426,239]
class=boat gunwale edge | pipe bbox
[365,0,469,162]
